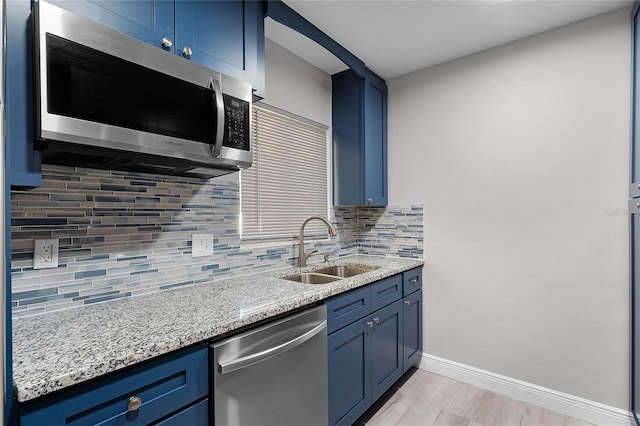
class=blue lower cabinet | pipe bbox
[327,275,407,425]
[371,299,403,402]
[328,319,371,426]
[402,289,423,373]
[20,344,209,426]
[327,269,423,423]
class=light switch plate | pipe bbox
[192,234,214,258]
[34,238,59,269]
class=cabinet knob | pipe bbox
[373,317,380,325]
[404,300,411,306]
[183,46,193,57]
[161,37,172,49]
[128,396,142,412]
[366,320,374,328]
[409,277,419,284]
[367,198,373,205]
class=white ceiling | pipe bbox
[266,0,633,80]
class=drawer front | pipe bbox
[370,274,402,311]
[21,345,208,426]
[326,286,371,334]
[156,399,209,426]
[402,267,423,296]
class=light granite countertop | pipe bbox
[12,255,424,403]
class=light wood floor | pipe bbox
[356,369,594,426]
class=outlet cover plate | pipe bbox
[192,234,213,258]
[34,238,59,269]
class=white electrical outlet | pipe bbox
[192,234,214,258]
[34,239,59,269]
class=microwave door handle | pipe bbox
[209,78,224,157]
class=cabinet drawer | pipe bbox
[403,267,422,296]
[370,274,402,311]
[21,345,208,426]
[326,286,371,334]
[156,398,209,426]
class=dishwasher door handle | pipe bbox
[218,320,327,374]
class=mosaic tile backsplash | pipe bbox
[11,165,423,318]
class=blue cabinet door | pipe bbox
[6,0,41,189]
[47,0,174,51]
[175,0,261,90]
[363,69,388,207]
[370,300,403,401]
[332,70,363,206]
[402,289,423,373]
[328,319,371,426]
[332,68,388,206]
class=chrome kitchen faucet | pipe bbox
[298,216,337,267]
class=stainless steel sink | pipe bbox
[283,273,341,284]
[314,266,378,278]
[283,265,378,284]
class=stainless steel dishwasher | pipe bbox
[211,305,328,426]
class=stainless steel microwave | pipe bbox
[33,1,252,178]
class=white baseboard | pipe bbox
[419,353,633,426]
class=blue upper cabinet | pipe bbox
[332,68,388,206]
[46,0,174,50]
[40,0,265,94]
[176,1,264,96]
[6,0,41,189]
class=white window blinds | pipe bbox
[241,104,329,242]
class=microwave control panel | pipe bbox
[222,94,250,151]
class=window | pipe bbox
[241,104,329,242]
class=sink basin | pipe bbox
[284,265,378,285]
[283,273,341,284]
[314,265,378,278]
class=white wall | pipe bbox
[388,7,631,409]
[262,38,332,127]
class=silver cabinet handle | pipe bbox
[183,46,193,57]
[128,396,142,412]
[366,320,374,328]
[409,277,418,284]
[373,317,380,325]
[161,37,172,48]
[367,198,373,205]
[218,320,326,374]
[404,300,411,306]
